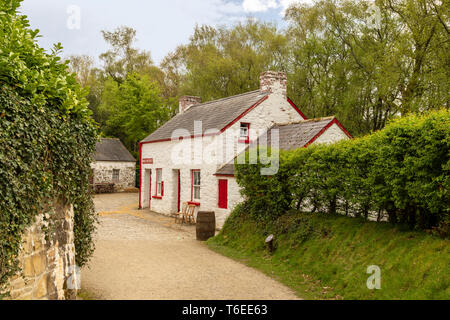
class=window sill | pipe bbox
[152,196,163,199]
[188,201,201,206]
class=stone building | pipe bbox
[139,71,352,228]
[92,138,136,192]
[5,199,77,300]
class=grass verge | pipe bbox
[207,210,449,300]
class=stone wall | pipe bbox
[179,95,202,114]
[5,199,77,300]
[259,71,287,98]
[91,161,136,191]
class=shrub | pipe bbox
[235,110,449,234]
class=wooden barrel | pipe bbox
[196,211,216,241]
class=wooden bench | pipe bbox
[175,203,197,224]
[94,183,115,194]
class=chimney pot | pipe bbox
[179,96,201,114]
[260,71,287,98]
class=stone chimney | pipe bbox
[259,71,287,98]
[179,96,201,114]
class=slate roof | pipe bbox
[142,90,268,143]
[215,163,236,176]
[215,117,337,176]
[267,117,336,151]
[94,138,136,162]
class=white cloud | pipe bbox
[242,0,313,15]
[19,0,315,65]
[280,0,313,15]
[243,0,279,13]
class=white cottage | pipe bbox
[139,71,352,227]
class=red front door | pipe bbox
[177,170,181,212]
[149,170,152,209]
[218,179,228,209]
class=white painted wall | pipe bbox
[312,123,350,145]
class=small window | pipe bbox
[112,169,120,182]
[156,169,163,196]
[239,123,250,143]
[192,170,201,200]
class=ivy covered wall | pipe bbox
[0,0,98,297]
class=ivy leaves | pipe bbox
[0,86,98,296]
[0,1,98,296]
[0,1,91,120]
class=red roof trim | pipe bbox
[141,95,311,146]
[304,117,353,148]
[220,96,269,133]
[141,96,269,145]
[287,98,307,120]
[333,117,353,139]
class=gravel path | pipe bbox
[81,193,300,300]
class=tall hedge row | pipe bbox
[235,110,449,235]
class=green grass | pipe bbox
[77,289,98,300]
[207,210,450,300]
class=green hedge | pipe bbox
[236,110,449,234]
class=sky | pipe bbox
[20,0,312,65]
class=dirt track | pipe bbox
[81,193,300,300]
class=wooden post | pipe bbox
[265,234,274,253]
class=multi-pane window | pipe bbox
[156,169,163,196]
[112,169,120,182]
[239,123,250,143]
[192,170,201,200]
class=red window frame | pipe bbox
[218,179,228,209]
[239,122,251,144]
[191,169,201,203]
[153,168,163,199]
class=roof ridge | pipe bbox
[189,90,264,109]
[272,116,335,128]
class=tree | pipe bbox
[285,0,449,136]
[67,55,106,125]
[100,73,174,155]
[68,27,178,141]
[67,1,449,140]
[100,26,155,84]
[163,19,289,101]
